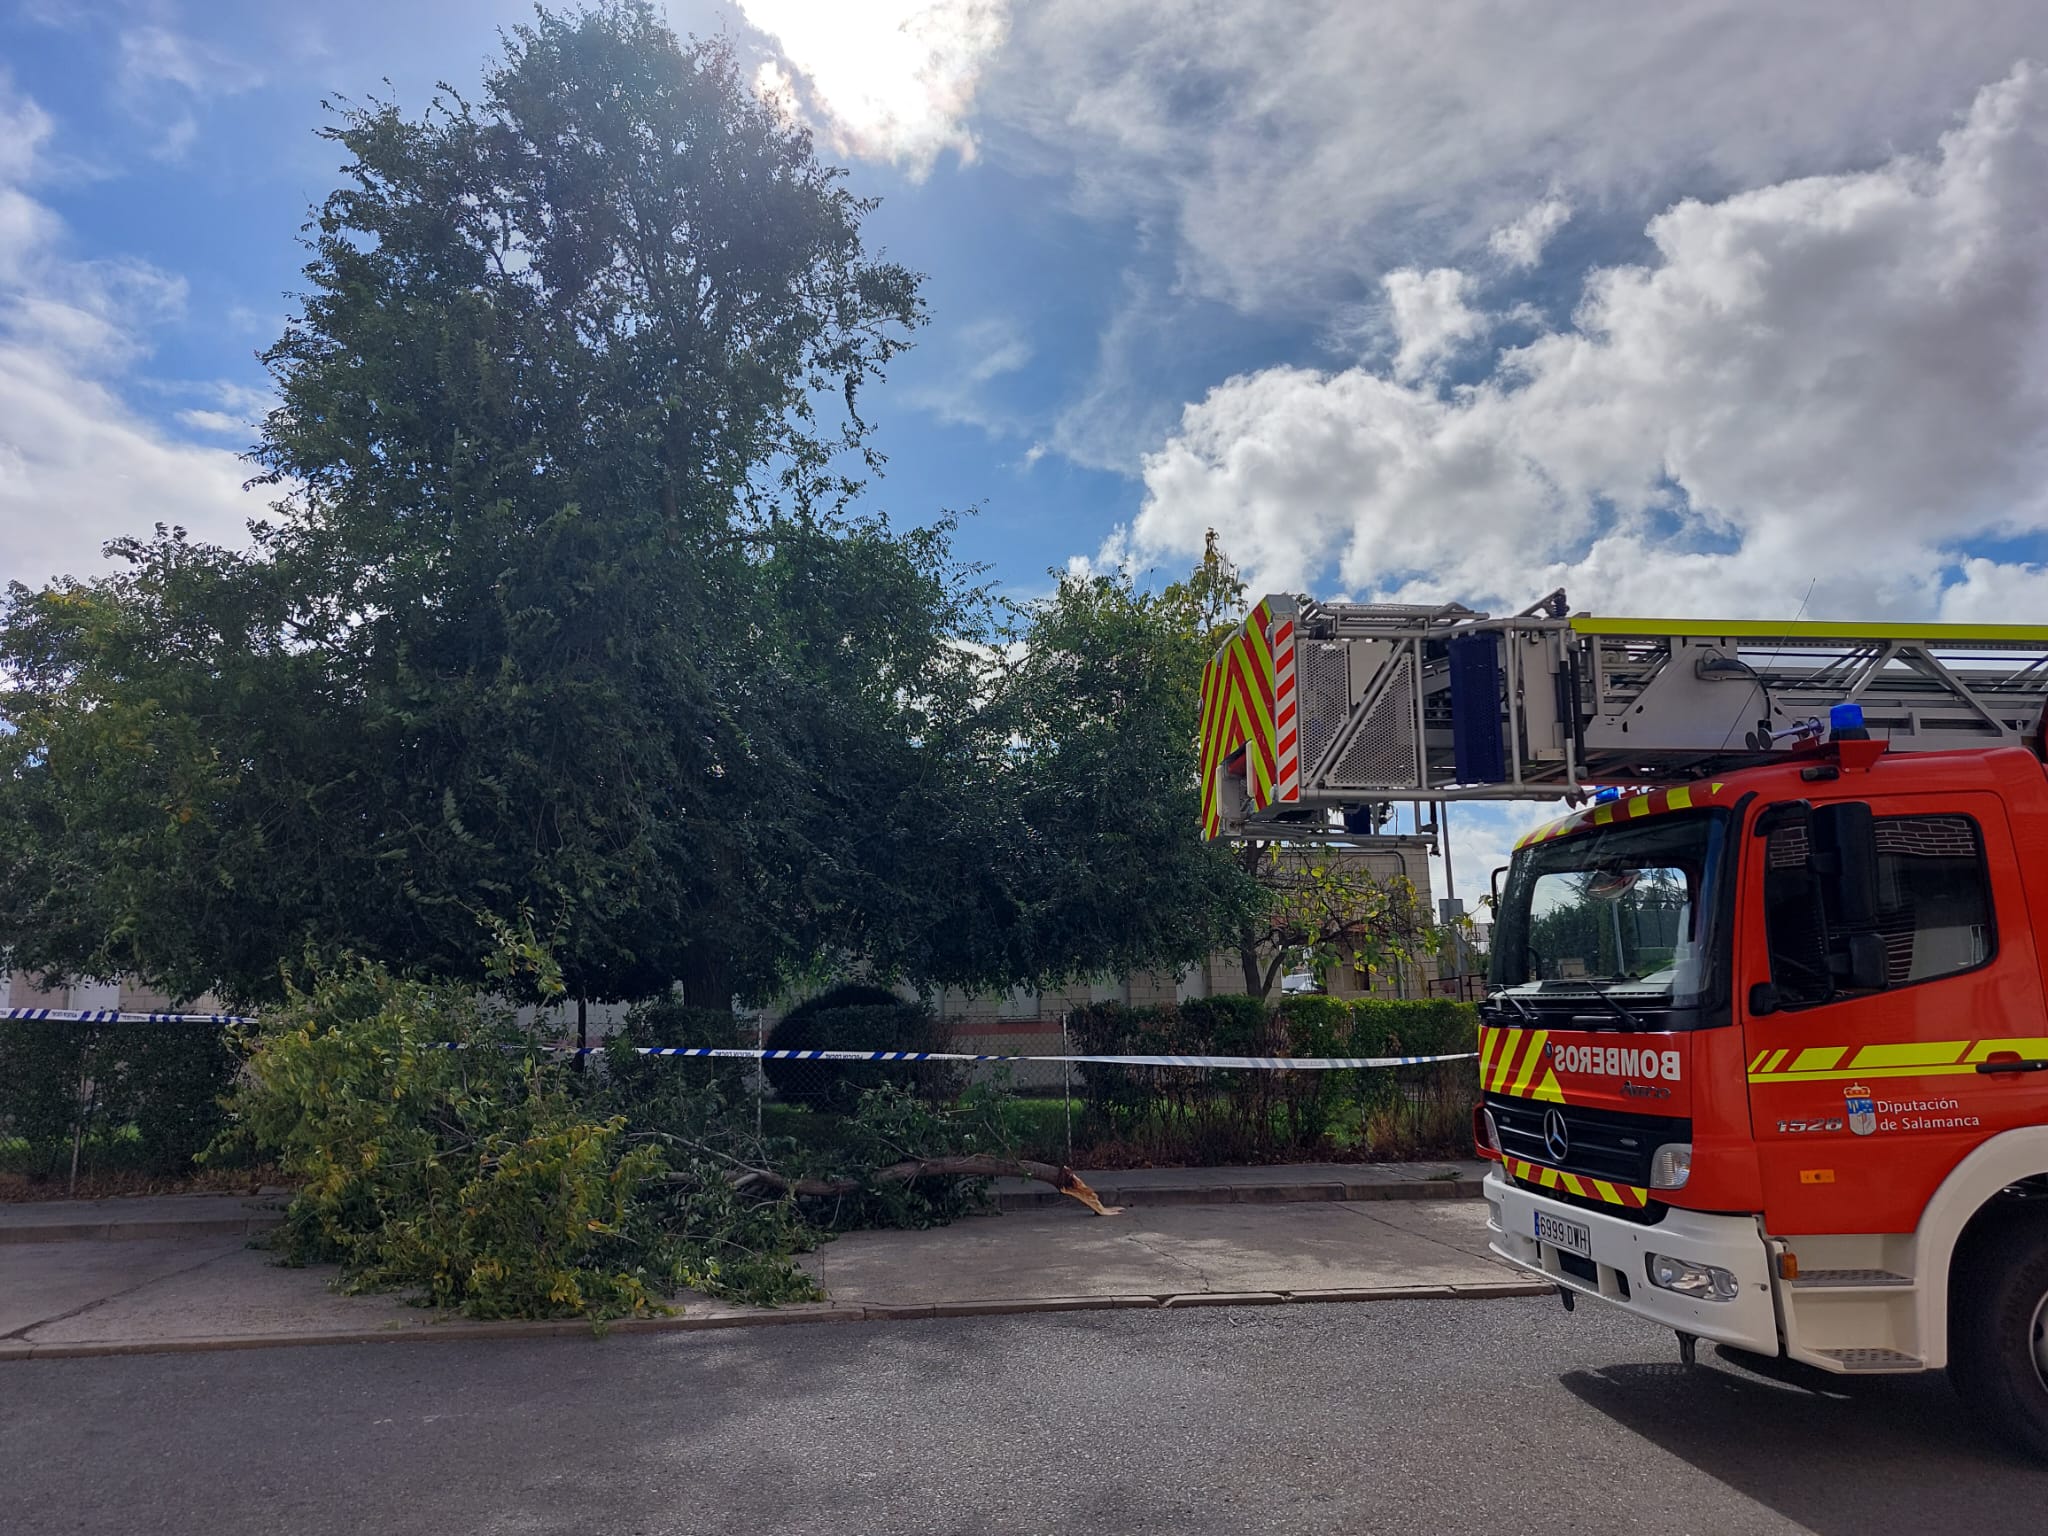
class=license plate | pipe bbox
[1535,1210,1591,1258]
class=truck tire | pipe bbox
[1948,1202,2048,1460]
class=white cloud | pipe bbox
[1382,267,1484,382]
[1114,66,2048,625]
[1,351,254,588]
[1488,196,1572,269]
[0,73,257,588]
[1432,798,1550,919]
[906,315,1034,436]
[737,0,1010,179]
[958,316,1031,384]
[985,1,2048,312]
[1937,559,2048,624]
[115,23,260,161]
[174,408,246,435]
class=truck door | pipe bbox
[1741,792,2047,1234]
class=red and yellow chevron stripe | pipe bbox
[1506,1156,1650,1209]
[1512,779,1738,852]
[1199,600,1279,838]
[1477,1025,1565,1102]
[1270,611,1300,806]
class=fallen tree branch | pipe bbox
[672,1155,1119,1216]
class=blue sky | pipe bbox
[7,1,2048,883]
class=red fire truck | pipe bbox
[1201,596,2048,1456]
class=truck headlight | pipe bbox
[1647,1252,1739,1302]
[1649,1142,1692,1190]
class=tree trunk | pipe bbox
[680,950,733,1011]
[1261,952,1289,998]
[1240,938,1267,998]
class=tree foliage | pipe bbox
[0,3,984,1007]
[973,542,1266,986]
[1234,845,1436,997]
[212,944,1039,1319]
[0,5,1435,1018]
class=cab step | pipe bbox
[1789,1269,1913,1290]
[1813,1347,1923,1371]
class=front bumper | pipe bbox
[1484,1168,1781,1353]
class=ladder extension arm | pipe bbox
[1198,597,2048,840]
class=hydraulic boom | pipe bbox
[1199,591,2048,839]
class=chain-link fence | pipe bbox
[5,992,1480,1187]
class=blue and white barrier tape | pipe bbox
[3,1008,255,1024]
[571,1046,1470,1070]
[0,1009,1474,1070]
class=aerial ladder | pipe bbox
[1199,589,2048,841]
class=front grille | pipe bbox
[1487,1094,1689,1191]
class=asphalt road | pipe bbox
[6,1298,2046,1536]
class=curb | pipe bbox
[994,1176,1481,1211]
[0,1215,282,1245]
[0,1280,1552,1361]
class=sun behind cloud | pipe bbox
[736,0,1010,179]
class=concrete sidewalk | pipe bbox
[1,1174,1537,1360]
[0,1160,1487,1246]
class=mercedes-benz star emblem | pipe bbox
[1543,1108,1571,1163]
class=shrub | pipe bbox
[600,995,753,1107]
[1350,998,1481,1158]
[216,960,699,1321]
[0,1016,237,1180]
[762,984,955,1113]
[1274,995,1354,1144]
[1065,993,1482,1165]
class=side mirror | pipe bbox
[1830,931,1887,992]
[1748,982,1780,1017]
[1812,801,1879,929]
[1752,800,1812,838]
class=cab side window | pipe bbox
[1762,813,1993,1008]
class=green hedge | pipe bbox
[0,1018,239,1179]
[762,984,956,1113]
[1066,994,1478,1163]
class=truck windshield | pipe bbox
[1491,809,1731,1021]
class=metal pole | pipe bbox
[1063,1011,1073,1166]
[1440,801,1455,903]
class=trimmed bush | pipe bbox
[1066,992,1482,1165]
[1350,997,1479,1059]
[762,984,955,1113]
[0,1017,237,1179]
[1351,998,1481,1157]
[1274,994,1355,1144]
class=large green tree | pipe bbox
[0,4,970,1007]
[974,542,1266,987]
[991,537,1439,1000]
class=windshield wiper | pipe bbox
[1584,985,1647,1031]
[1494,991,1537,1022]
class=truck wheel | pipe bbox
[1948,1204,2048,1460]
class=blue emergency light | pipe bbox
[1829,701,1871,742]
